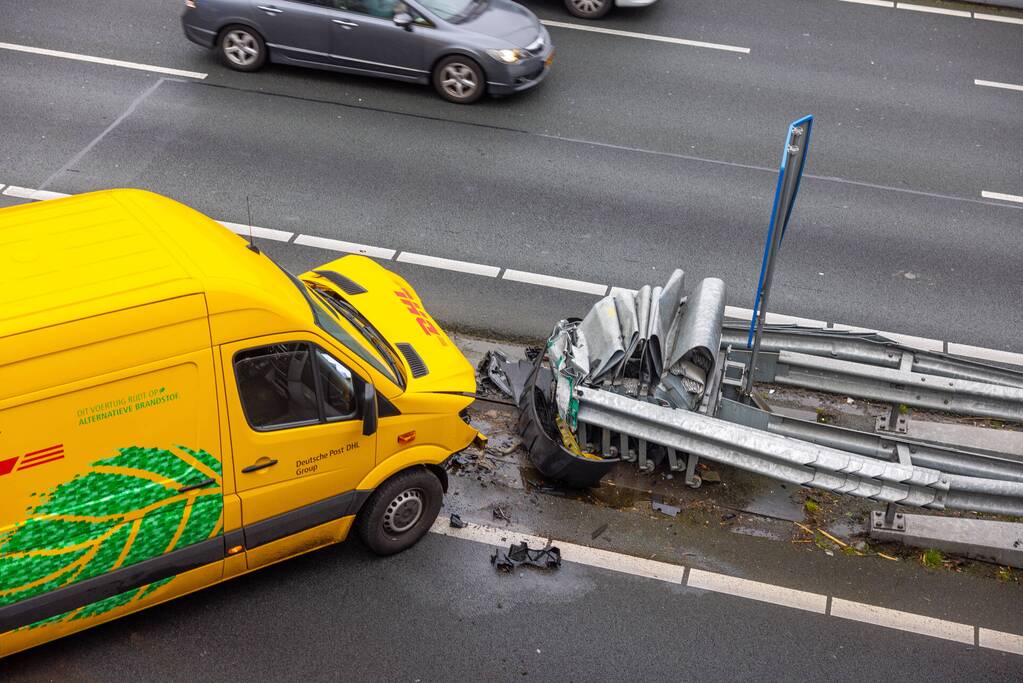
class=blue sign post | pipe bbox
[743,115,814,396]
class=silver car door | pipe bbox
[249,0,335,64]
[328,0,427,81]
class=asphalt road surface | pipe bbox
[2,1,1023,675]
[1,0,1022,351]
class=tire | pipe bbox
[565,0,613,19]
[218,25,266,72]
[356,467,443,556]
[432,56,486,104]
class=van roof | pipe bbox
[0,189,310,340]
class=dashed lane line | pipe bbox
[0,41,208,79]
[981,191,1023,204]
[839,0,894,7]
[4,183,1023,369]
[432,519,1021,656]
[975,12,1023,25]
[975,79,1023,93]
[539,20,750,54]
[896,2,971,18]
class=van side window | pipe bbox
[234,342,364,431]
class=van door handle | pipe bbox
[332,19,359,28]
[242,459,278,473]
[177,477,217,493]
[257,5,283,14]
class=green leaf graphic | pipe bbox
[0,445,223,627]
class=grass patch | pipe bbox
[921,549,944,569]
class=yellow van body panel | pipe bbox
[0,189,480,656]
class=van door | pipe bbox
[220,335,378,566]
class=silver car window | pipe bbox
[415,0,474,21]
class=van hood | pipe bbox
[456,0,541,47]
[300,256,476,396]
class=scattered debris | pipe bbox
[652,496,681,518]
[591,523,609,540]
[492,505,511,523]
[700,469,721,484]
[721,512,737,521]
[491,542,562,572]
[449,514,466,529]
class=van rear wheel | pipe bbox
[357,468,443,555]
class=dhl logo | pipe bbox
[395,288,446,347]
[0,443,65,476]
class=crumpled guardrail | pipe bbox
[575,386,1023,516]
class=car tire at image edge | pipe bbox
[356,467,444,555]
[565,0,613,19]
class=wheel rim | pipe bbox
[223,30,259,66]
[570,0,605,13]
[440,63,478,100]
[383,488,424,534]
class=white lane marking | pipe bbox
[982,191,1023,204]
[975,79,1023,93]
[556,540,686,583]
[433,520,1016,650]
[948,343,1023,367]
[5,182,1023,373]
[540,19,750,54]
[502,269,608,296]
[293,234,395,260]
[830,598,974,644]
[979,628,1023,655]
[397,252,500,277]
[974,12,1023,25]
[839,0,894,7]
[895,3,971,18]
[430,518,553,549]
[2,185,71,201]
[0,41,208,79]
[688,569,828,614]
[219,220,294,243]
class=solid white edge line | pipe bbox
[982,190,1023,203]
[502,269,607,296]
[830,598,974,644]
[979,628,1023,655]
[2,185,71,201]
[540,20,750,54]
[895,3,971,18]
[430,519,552,550]
[974,12,1023,25]
[687,568,827,614]
[218,220,294,243]
[293,234,395,260]
[975,79,1023,93]
[0,41,208,80]
[838,0,894,7]
[396,252,500,277]
[5,183,1022,372]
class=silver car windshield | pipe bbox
[416,0,478,22]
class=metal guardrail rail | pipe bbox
[575,386,1023,516]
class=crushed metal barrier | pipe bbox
[491,542,562,572]
[484,270,1023,518]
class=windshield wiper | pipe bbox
[311,287,405,385]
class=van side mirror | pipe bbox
[362,383,378,436]
[393,12,414,31]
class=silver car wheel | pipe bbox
[440,63,479,101]
[223,30,260,67]
[382,488,424,534]
[570,0,606,13]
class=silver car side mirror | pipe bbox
[393,12,414,31]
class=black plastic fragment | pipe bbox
[449,514,466,529]
[491,542,562,573]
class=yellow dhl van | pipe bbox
[0,189,483,656]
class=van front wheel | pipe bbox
[357,468,443,555]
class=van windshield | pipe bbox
[273,260,405,389]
